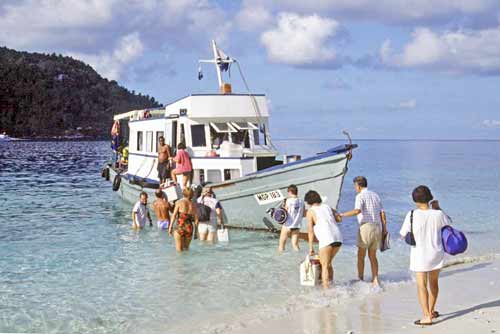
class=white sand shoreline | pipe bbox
[225,255,500,334]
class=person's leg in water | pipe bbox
[357,247,366,281]
[173,231,183,252]
[278,226,289,252]
[368,247,380,286]
[290,229,300,251]
[319,246,334,289]
[198,223,208,241]
[415,272,432,325]
[329,245,341,282]
[428,269,440,318]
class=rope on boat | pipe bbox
[234,60,277,152]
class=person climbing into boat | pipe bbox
[305,190,343,289]
[197,187,224,243]
[110,120,120,167]
[157,136,171,185]
[169,188,199,251]
[153,189,171,230]
[340,176,387,287]
[132,192,153,230]
[169,142,193,189]
[278,184,305,252]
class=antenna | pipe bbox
[198,40,234,90]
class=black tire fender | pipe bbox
[112,174,121,191]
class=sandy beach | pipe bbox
[227,256,500,334]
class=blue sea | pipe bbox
[1,140,499,333]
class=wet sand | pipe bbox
[230,257,500,334]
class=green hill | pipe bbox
[0,46,162,138]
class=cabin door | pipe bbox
[171,121,177,152]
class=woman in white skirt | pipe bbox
[400,185,450,326]
[305,190,343,289]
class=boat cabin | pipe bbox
[114,92,279,185]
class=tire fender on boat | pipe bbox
[102,167,110,181]
[112,174,121,191]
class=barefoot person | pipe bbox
[400,185,450,326]
[278,184,305,252]
[153,189,171,230]
[305,190,343,289]
[169,188,199,252]
[132,192,153,229]
[340,176,387,286]
[197,187,224,243]
[169,142,192,189]
[157,136,171,185]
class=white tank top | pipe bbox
[311,204,343,249]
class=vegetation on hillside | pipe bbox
[0,47,162,138]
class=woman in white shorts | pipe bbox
[197,187,223,242]
[400,185,450,327]
[305,190,343,289]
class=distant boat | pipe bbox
[101,40,357,232]
[0,133,22,142]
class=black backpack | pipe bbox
[197,197,212,222]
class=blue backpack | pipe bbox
[441,225,468,255]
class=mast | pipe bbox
[211,40,223,88]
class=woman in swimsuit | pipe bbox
[169,187,199,252]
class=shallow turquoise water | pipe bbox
[1,140,499,333]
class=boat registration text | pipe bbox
[254,190,284,205]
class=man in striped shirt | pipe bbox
[341,176,387,286]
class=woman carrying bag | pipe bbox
[399,185,451,327]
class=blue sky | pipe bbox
[1,0,499,139]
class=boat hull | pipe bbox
[105,150,350,232]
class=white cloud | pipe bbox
[482,120,500,128]
[244,0,500,26]
[69,33,144,80]
[236,2,273,32]
[391,99,417,110]
[380,26,500,75]
[260,13,340,65]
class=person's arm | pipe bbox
[332,208,342,223]
[147,210,153,227]
[307,210,315,255]
[399,212,411,239]
[169,203,179,235]
[380,210,388,234]
[215,207,224,227]
[132,212,138,229]
[341,194,362,218]
[192,203,199,239]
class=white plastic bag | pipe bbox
[300,255,321,286]
[217,227,229,242]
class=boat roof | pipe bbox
[114,93,269,121]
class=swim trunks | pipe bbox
[157,219,170,230]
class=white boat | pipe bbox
[103,40,356,232]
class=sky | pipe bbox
[1,0,500,140]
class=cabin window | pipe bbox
[253,129,259,145]
[210,122,236,148]
[193,169,205,184]
[207,169,222,183]
[156,131,164,152]
[230,122,258,148]
[180,123,186,145]
[146,131,153,152]
[191,124,206,147]
[172,121,177,150]
[224,169,240,181]
[137,131,143,151]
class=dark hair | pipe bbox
[155,189,163,198]
[177,142,186,150]
[140,191,148,198]
[159,136,165,141]
[287,184,298,195]
[304,190,322,205]
[412,185,434,203]
[353,176,368,188]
